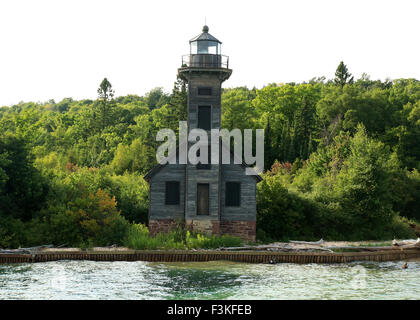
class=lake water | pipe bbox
[0,260,419,299]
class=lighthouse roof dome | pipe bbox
[189,25,222,44]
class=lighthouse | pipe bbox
[145,26,260,241]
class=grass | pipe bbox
[123,223,242,250]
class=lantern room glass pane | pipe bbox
[197,41,208,54]
[190,41,197,54]
[191,40,220,55]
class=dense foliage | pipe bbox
[257,126,418,241]
[1,62,419,247]
[124,223,242,250]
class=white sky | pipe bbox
[0,0,419,106]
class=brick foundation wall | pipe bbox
[148,219,179,236]
[149,219,256,242]
[220,220,256,242]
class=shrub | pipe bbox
[108,173,149,223]
[65,189,129,246]
[257,173,319,241]
[0,215,26,248]
[32,188,130,247]
[185,231,242,249]
[124,223,160,250]
[390,169,420,221]
[124,224,242,250]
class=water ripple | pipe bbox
[0,260,419,300]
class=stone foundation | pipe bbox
[220,220,256,242]
[148,219,179,236]
[185,220,220,236]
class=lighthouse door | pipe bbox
[197,183,209,215]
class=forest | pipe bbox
[0,62,419,248]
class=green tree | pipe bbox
[0,134,48,221]
[94,78,116,131]
[168,77,187,122]
[145,87,169,110]
[222,87,257,131]
[111,138,155,175]
[334,61,354,87]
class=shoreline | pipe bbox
[1,247,420,265]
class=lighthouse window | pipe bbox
[165,181,180,205]
[198,87,212,96]
[226,182,241,207]
[196,41,219,54]
[190,41,197,54]
[197,106,211,130]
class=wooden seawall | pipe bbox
[1,249,420,264]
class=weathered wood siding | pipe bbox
[221,163,257,221]
[149,164,185,220]
[148,69,257,226]
[185,74,222,220]
[185,162,220,220]
[187,74,222,131]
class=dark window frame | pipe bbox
[197,105,211,130]
[165,181,180,205]
[198,87,212,96]
[225,182,241,207]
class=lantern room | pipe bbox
[190,25,221,55]
[181,25,229,69]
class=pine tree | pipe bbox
[94,78,116,131]
[169,77,187,122]
[334,61,354,87]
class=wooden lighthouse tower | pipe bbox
[145,26,260,241]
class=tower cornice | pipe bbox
[178,67,232,82]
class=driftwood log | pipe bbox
[218,239,420,253]
[289,239,324,245]
[1,240,419,255]
[218,244,334,253]
[0,244,54,254]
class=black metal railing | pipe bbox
[181,54,229,69]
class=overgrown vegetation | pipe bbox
[123,223,242,250]
[257,125,417,241]
[1,62,419,248]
